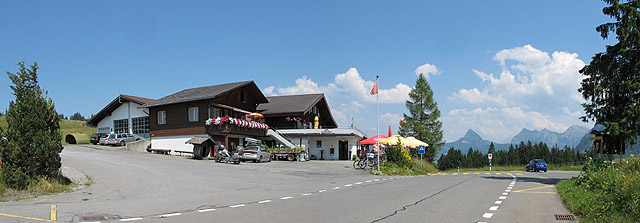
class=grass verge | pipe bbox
[557,157,639,222]
[376,159,438,175]
[0,176,75,202]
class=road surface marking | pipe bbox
[344,184,353,187]
[120,217,144,221]
[318,190,326,193]
[474,173,480,175]
[230,204,246,208]
[489,206,499,211]
[512,185,554,193]
[495,201,503,204]
[484,172,491,175]
[516,173,523,175]
[51,205,56,221]
[451,173,459,175]
[482,213,494,218]
[302,193,312,196]
[508,186,513,189]
[506,173,513,175]
[280,196,293,200]
[258,200,272,204]
[365,180,373,183]
[441,173,448,175]
[198,209,216,213]
[505,189,511,192]
[502,193,509,195]
[462,173,469,175]
[499,196,507,200]
[355,182,362,184]
[381,178,387,180]
[374,179,380,182]
[332,187,340,190]
[160,213,181,217]
[495,173,502,175]
[0,213,56,222]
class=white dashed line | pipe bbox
[495,201,503,205]
[258,200,272,204]
[302,193,312,196]
[502,193,509,195]
[365,180,373,183]
[230,204,246,208]
[374,179,380,182]
[318,190,326,193]
[332,187,340,190]
[505,189,512,192]
[160,213,181,218]
[381,178,387,180]
[482,213,494,218]
[499,196,507,200]
[280,196,293,200]
[120,218,144,222]
[507,187,513,189]
[198,209,216,213]
[355,182,363,185]
[344,184,353,187]
[489,206,499,211]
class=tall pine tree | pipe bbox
[398,73,444,162]
[579,0,640,150]
[1,61,63,189]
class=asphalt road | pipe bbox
[0,145,580,223]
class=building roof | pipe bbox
[257,93,325,115]
[87,94,154,126]
[144,81,268,107]
[185,136,212,145]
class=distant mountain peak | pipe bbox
[464,129,481,139]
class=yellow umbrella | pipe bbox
[379,135,404,145]
[403,137,428,147]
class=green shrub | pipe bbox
[386,145,412,167]
[557,157,640,222]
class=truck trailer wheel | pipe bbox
[287,154,295,161]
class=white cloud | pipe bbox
[415,63,438,78]
[262,86,276,96]
[276,76,324,95]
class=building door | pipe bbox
[339,140,348,160]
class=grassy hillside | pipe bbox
[0,116,96,144]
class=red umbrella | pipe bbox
[388,126,392,137]
[360,134,389,145]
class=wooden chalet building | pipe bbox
[144,81,269,156]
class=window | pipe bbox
[239,90,246,102]
[316,140,322,148]
[132,117,149,134]
[188,107,199,122]
[158,111,166,125]
[114,119,128,134]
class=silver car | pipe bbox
[107,133,138,146]
[242,146,271,163]
[99,134,111,145]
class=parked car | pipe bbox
[90,133,108,145]
[242,145,271,163]
[99,134,112,145]
[107,133,138,146]
[526,159,548,172]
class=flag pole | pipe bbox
[376,76,380,172]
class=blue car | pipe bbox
[526,159,547,172]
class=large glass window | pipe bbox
[114,119,128,134]
[158,111,166,125]
[188,107,199,122]
[132,117,149,134]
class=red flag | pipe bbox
[370,79,378,95]
[388,125,392,137]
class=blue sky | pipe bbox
[0,1,615,143]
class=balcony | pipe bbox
[206,122,267,137]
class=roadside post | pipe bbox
[488,153,493,171]
[418,145,425,168]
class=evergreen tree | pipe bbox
[70,112,85,121]
[579,0,640,149]
[398,73,444,162]
[0,61,63,189]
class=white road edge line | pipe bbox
[160,213,181,218]
[482,213,494,218]
[489,206,499,211]
[258,200,272,204]
[120,217,144,222]
[280,196,293,200]
[230,204,246,208]
[198,209,216,213]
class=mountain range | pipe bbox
[442,125,591,155]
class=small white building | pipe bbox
[87,94,154,138]
[276,128,366,160]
